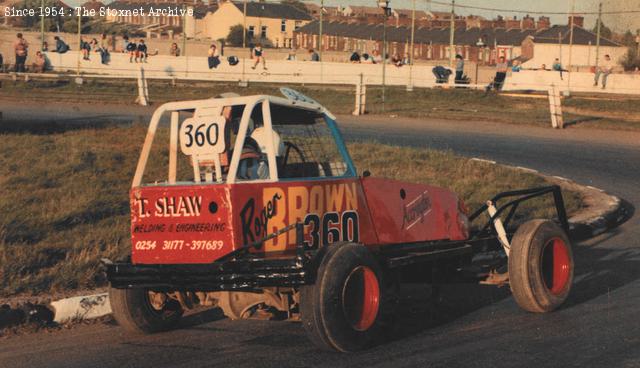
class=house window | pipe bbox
[294,21,302,30]
[248,26,255,39]
[261,26,268,38]
[281,19,286,32]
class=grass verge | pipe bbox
[0,122,582,297]
[1,78,639,130]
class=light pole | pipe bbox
[378,0,391,112]
[475,38,485,84]
[408,0,415,91]
[40,0,45,51]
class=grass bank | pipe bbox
[1,78,639,131]
[0,122,582,297]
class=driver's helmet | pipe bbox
[250,127,285,157]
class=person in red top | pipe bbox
[13,33,29,73]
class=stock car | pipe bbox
[105,88,574,352]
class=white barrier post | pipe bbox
[136,66,149,106]
[353,73,367,116]
[548,84,564,129]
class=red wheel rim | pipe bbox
[541,238,571,295]
[342,266,380,331]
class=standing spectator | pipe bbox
[136,39,148,63]
[53,36,69,53]
[454,54,464,82]
[251,43,266,70]
[594,54,615,89]
[170,42,181,57]
[13,33,29,72]
[308,49,319,61]
[486,56,508,92]
[207,44,220,69]
[31,51,46,73]
[349,51,361,63]
[99,33,110,65]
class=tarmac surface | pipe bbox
[0,101,639,367]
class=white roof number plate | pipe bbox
[179,116,227,156]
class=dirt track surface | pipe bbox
[1,100,639,367]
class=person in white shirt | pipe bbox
[594,54,615,89]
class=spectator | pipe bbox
[371,49,382,64]
[53,36,69,53]
[122,35,131,53]
[170,42,180,57]
[208,44,220,69]
[349,51,361,63]
[284,50,297,61]
[136,39,148,63]
[454,54,464,81]
[402,52,410,65]
[486,56,508,92]
[31,51,46,73]
[540,63,548,71]
[42,41,49,52]
[308,49,320,61]
[13,33,29,72]
[126,39,137,62]
[511,60,522,72]
[391,53,403,67]
[80,38,91,60]
[0,52,4,72]
[251,43,266,70]
[99,33,110,65]
[552,58,568,80]
[594,54,615,89]
[361,53,373,64]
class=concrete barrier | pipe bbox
[503,70,640,95]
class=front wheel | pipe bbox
[509,219,574,313]
[300,243,396,352]
[109,287,183,334]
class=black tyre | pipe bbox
[509,219,574,313]
[109,287,183,334]
[300,243,396,352]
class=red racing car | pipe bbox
[105,88,574,352]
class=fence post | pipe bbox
[548,84,564,129]
[136,66,149,106]
[353,73,367,116]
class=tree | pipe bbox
[281,0,309,14]
[226,24,248,47]
[592,21,613,40]
[622,30,636,47]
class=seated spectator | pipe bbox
[0,52,4,72]
[349,51,361,63]
[126,38,137,62]
[208,44,220,69]
[80,38,91,60]
[371,49,382,64]
[122,35,131,53]
[31,51,46,73]
[511,60,522,72]
[539,63,548,71]
[361,53,373,64]
[391,53,403,67]
[594,54,615,89]
[308,49,319,61]
[552,58,568,80]
[284,50,297,61]
[136,39,148,63]
[42,41,49,52]
[170,42,180,57]
[53,36,69,53]
[402,52,410,65]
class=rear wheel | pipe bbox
[300,243,396,352]
[109,287,183,333]
[509,219,574,313]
